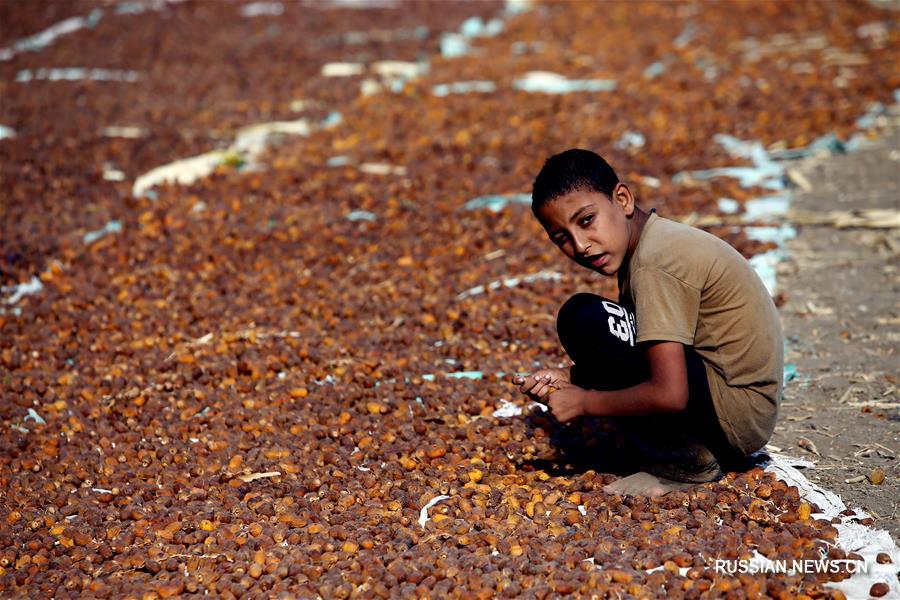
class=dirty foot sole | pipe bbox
[603,471,697,497]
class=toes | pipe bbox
[603,472,675,498]
[602,480,629,496]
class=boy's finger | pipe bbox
[523,377,541,392]
[528,377,551,395]
[534,383,557,399]
[537,378,558,393]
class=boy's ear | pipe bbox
[614,183,635,216]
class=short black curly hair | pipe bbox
[531,149,619,214]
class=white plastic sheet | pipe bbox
[764,453,900,598]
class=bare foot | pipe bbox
[602,471,697,498]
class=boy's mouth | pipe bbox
[585,254,608,268]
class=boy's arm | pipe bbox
[548,342,689,421]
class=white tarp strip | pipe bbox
[763,454,899,597]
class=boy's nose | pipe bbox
[573,235,592,256]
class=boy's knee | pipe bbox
[558,293,599,356]
[557,292,622,348]
[557,293,613,331]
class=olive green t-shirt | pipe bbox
[620,213,783,455]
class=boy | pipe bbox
[514,149,783,497]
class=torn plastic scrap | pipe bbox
[83,220,122,245]
[115,2,148,15]
[440,34,470,58]
[646,563,690,576]
[492,399,548,418]
[103,167,126,182]
[16,68,140,83]
[418,495,451,528]
[784,364,797,383]
[447,371,483,380]
[677,134,785,190]
[343,26,428,45]
[768,133,846,160]
[321,62,364,77]
[326,156,351,167]
[133,151,227,197]
[0,9,102,62]
[456,270,564,301]
[359,163,405,176]
[749,250,782,296]
[133,117,311,197]
[614,131,645,150]
[238,471,281,483]
[24,408,47,425]
[674,22,696,48]
[101,126,146,138]
[420,371,483,382]
[855,102,886,130]
[717,198,739,214]
[459,16,503,38]
[504,0,534,15]
[432,81,496,97]
[492,399,523,418]
[233,118,311,154]
[440,15,504,58]
[371,61,426,80]
[742,194,790,220]
[241,2,283,17]
[371,61,428,94]
[643,61,667,79]
[320,112,343,128]
[744,225,797,244]
[463,193,531,212]
[513,71,617,94]
[3,276,43,305]
[345,210,377,222]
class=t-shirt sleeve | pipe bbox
[631,267,700,345]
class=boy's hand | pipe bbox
[512,368,570,401]
[547,385,586,423]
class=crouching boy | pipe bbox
[515,149,783,497]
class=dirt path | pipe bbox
[773,118,900,541]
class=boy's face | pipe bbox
[536,185,635,277]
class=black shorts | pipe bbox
[556,292,741,468]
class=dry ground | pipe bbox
[774,120,900,541]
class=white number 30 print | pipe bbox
[601,301,635,347]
